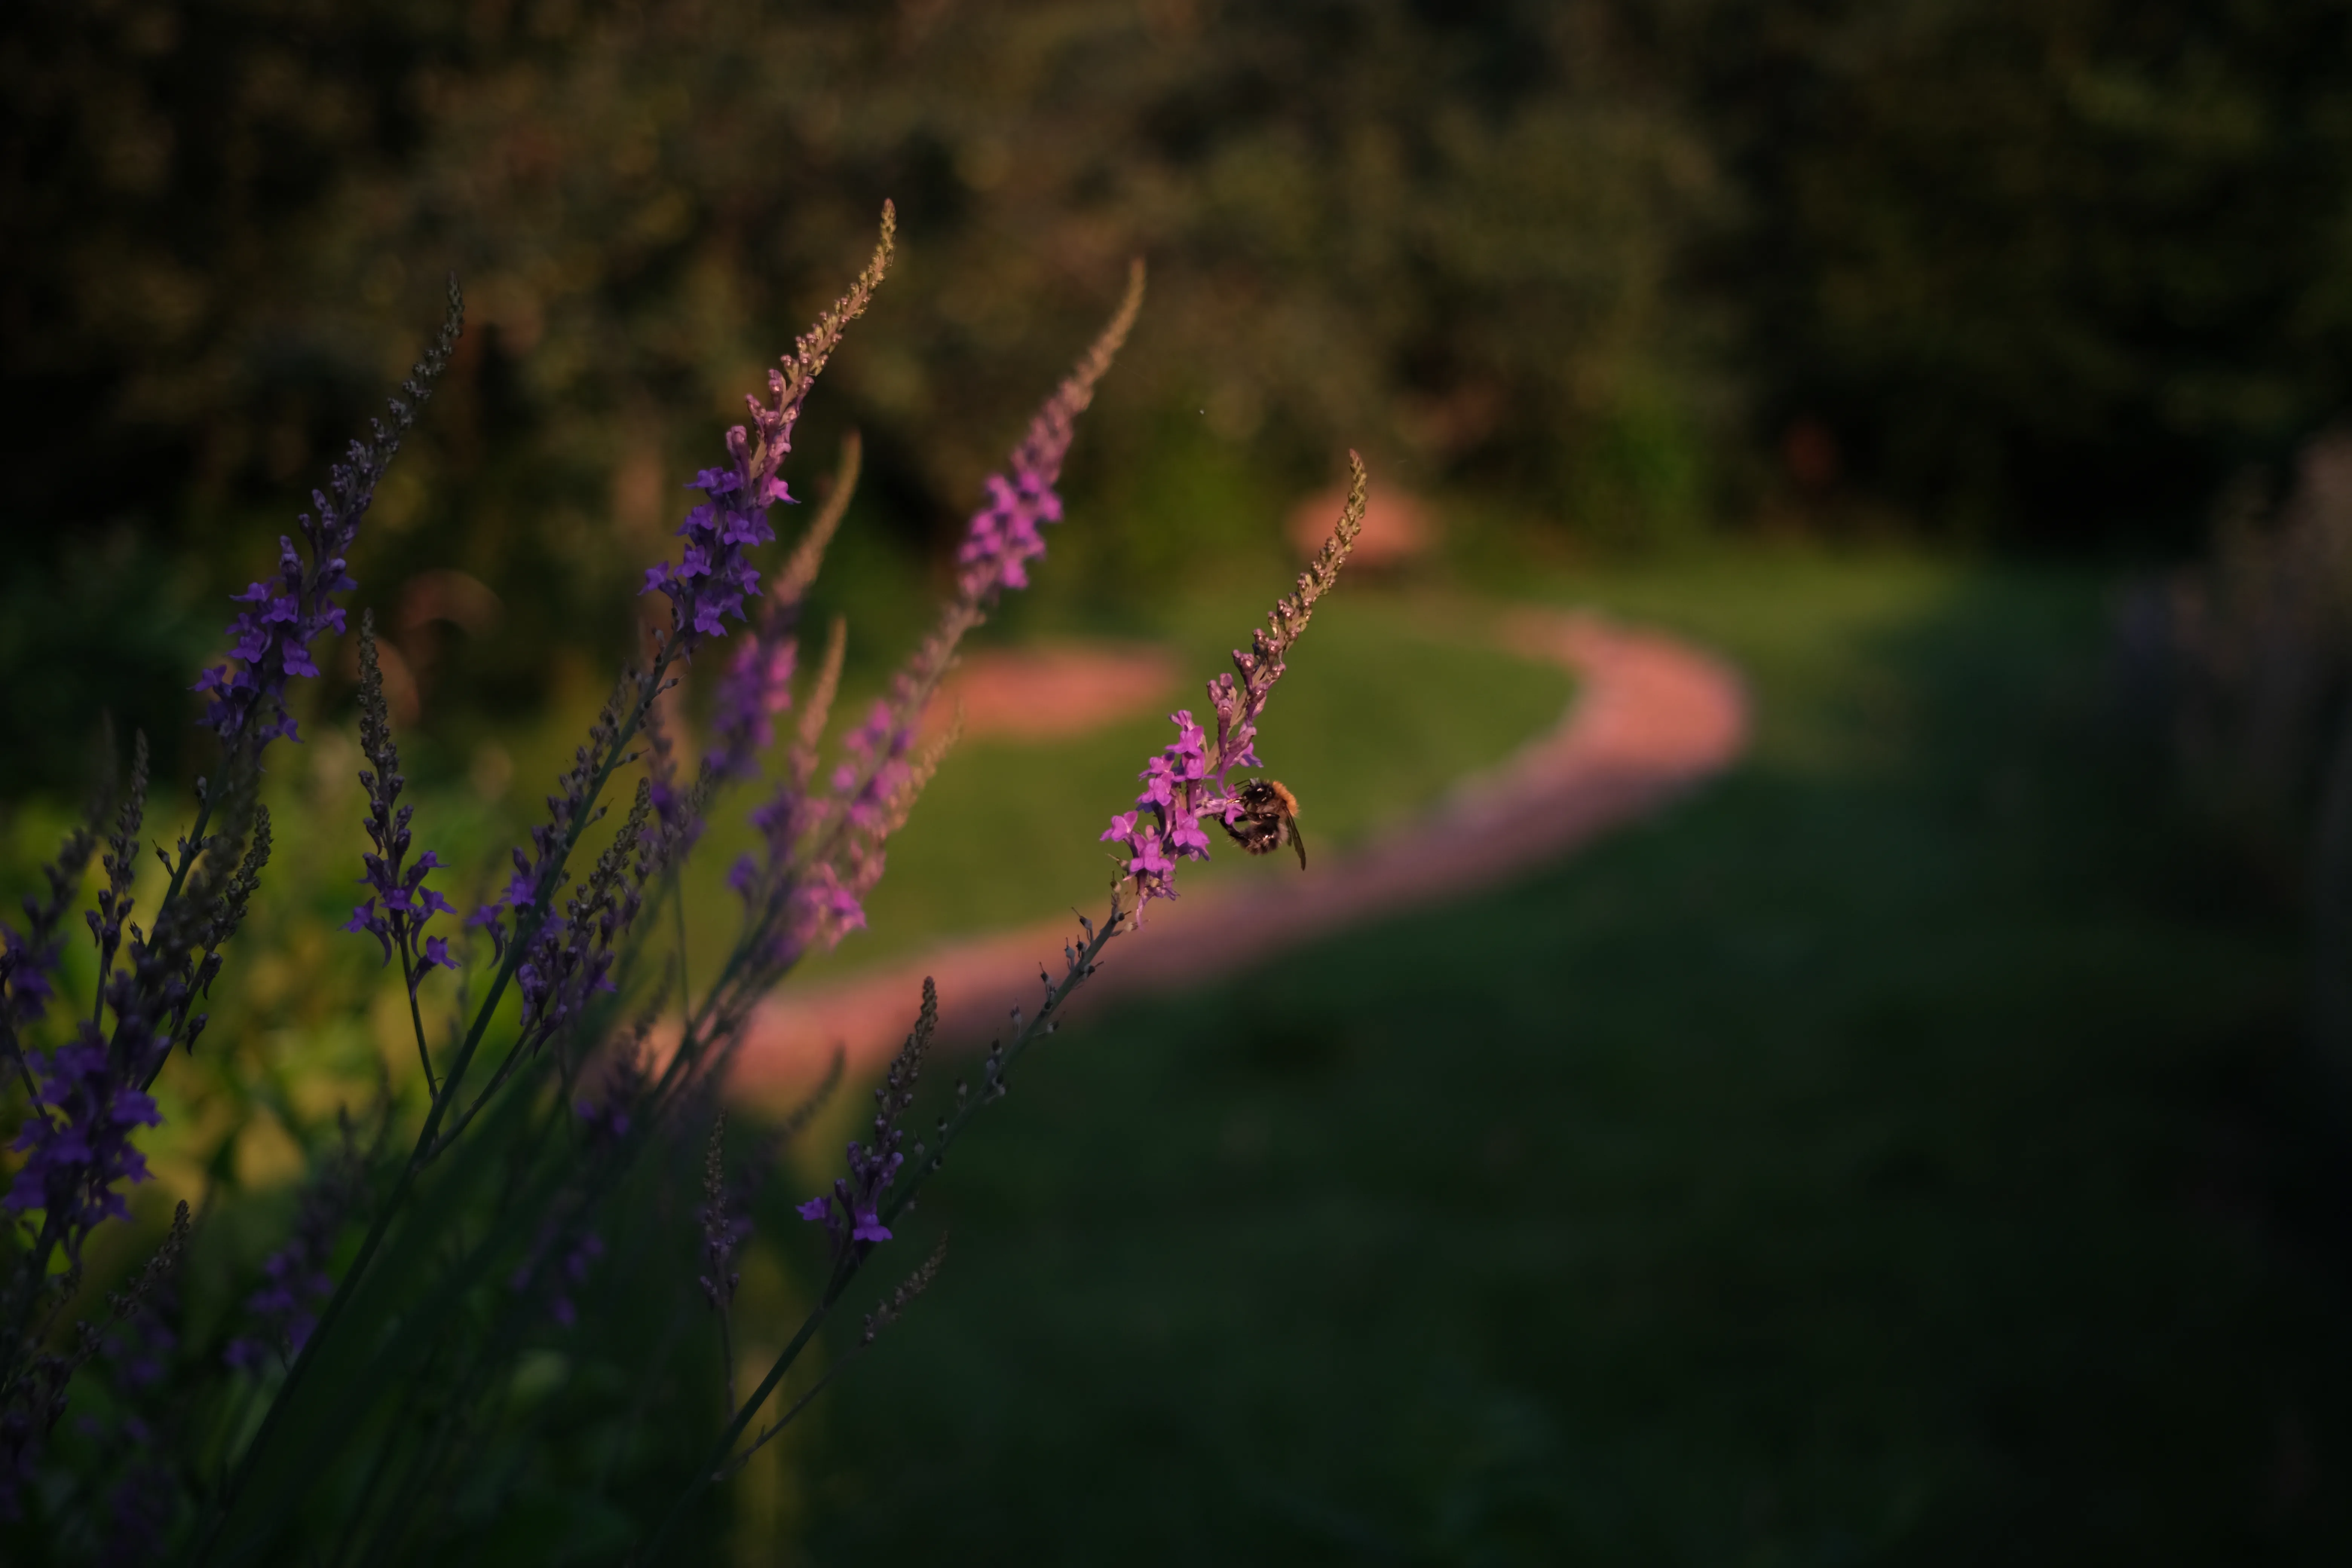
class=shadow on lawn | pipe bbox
[762,553,2352,1564]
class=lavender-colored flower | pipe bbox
[703,436,865,793]
[799,978,936,1260]
[194,285,461,750]
[5,1032,164,1258]
[1101,453,1368,909]
[643,209,893,654]
[343,616,458,998]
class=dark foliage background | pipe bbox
[11,0,2352,789]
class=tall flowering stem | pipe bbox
[345,614,458,1097]
[1104,451,1368,909]
[643,213,892,651]
[194,281,464,754]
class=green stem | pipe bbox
[632,897,1124,1563]
[190,648,678,1562]
[397,932,440,1104]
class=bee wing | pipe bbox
[1285,812,1306,870]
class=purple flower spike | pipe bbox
[1102,454,1368,911]
[951,267,1142,606]
[798,979,938,1264]
[345,618,459,1002]
[5,1029,165,1253]
[195,286,461,755]
[643,209,894,654]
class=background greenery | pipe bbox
[15,0,2352,787]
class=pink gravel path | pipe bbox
[728,609,1748,1099]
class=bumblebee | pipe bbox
[1222,778,1306,870]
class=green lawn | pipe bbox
[764,547,2352,1563]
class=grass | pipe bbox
[760,545,2352,1563]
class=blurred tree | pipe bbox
[19,0,2352,794]
[1658,0,2352,542]
[0,0,1712,709]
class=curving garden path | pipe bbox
[729,609,1749,1095]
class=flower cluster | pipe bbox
[710,634,797,781]
[6,742,167,1262]
[1101,453,1368,908]
[194,283,461,749]
[640,466,791,642]
[798,978,936,1260]
[643,208,893,653]
[341,618,458,996]
[5,1032,163,1253]
[953,259,1142,604]
[1101,709,1216,899]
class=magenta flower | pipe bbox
[1101,454,1368,910]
